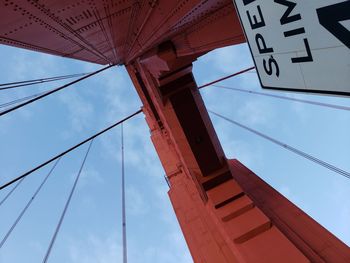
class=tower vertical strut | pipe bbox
[121,123,128,263]
[0,1,349,261]
[42,140,94,263]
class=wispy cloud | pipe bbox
[238,98,273,126]
[58,90,95,136]
[203,44,254,75]
[67,229,192,263]
[126,186,150,216]
[68,233,122,263]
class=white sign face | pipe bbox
[232,0,350,96]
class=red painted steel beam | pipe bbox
[126,40,350,262]
[0,0,245,65]
[1,1,349,262]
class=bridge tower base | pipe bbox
[126,42,350,263]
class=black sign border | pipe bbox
[231,0,350,97]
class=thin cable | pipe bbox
[0,73,88,87]
[0,109,142,191]
[121,123,128,263]
[198,66,255,89]
[0,64,114,117]
[42,141,93,263]
[0,73,90,91]
[0,68,252,111]
[209,110,350,180]
[0,178,25,208]
[0,75,79,91]
[0,91,47,109]
[212,85,350,112]
[0,158,61,249]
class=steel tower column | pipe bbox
[126,42,350,263]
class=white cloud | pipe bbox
[126,186,149,216]
[68,233,122,263]
[204,44,254,75]
[328,181,350,245]
[237,98,273,126]
[67,229,192,263]
[78,166,104,189]
[58,90,95,135]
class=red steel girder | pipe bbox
[0,0,245,64]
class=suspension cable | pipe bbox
[0,178,25,208]
[212,85,350,112]
[198,66,255,89]
[197,67,350,112]
[0,73,88,87]
[209,110,350,180]
[42,141,93,263]
[0,64,114,117]
[0,73,91,91]
[0,91,47,110]
[0,158,61,249]
[0,109,142,191]
[121,123,128,263]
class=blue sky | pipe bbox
[0,43,349,262]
